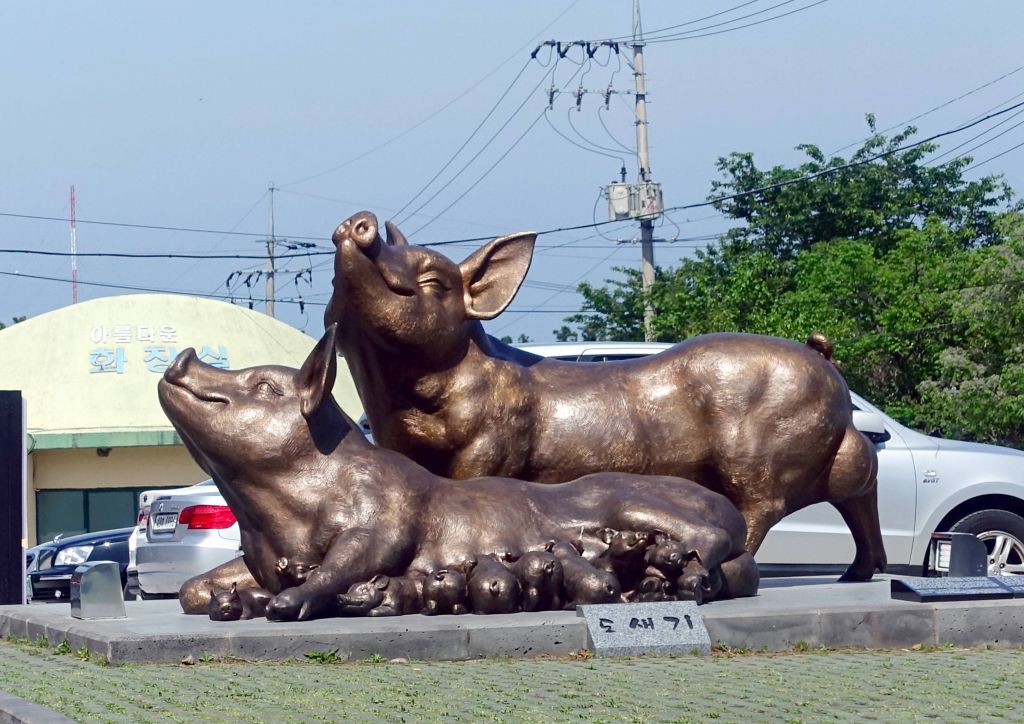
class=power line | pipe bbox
[392,58,536,224]
[276,188,521,234]
[0,268,583,313]
[927,108,1024,167]
[544,107,625,162]
[279,0,582,189]
[414,99,1024,247]
[0,248,331,260]
[668,99,1024,211]
[407,108,548,237]
[597,105,635,153]
[167,190,270,290]
[633,0,803,41]
[401,45,597,235]
[605,0,766,41]
[4,94,1021,257]
[0,210,331,245]
[646,0,831,43]
[831,64,1024,155]
[396,63,556,230]
[566,106,628,159]
[0,269,316,306]
[493,242,625,334]
[965,138,1024,172]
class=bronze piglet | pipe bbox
[337,574,424,617]
[422,570,468,615]
[465,555,521,614]
[208,582,272,621]
[546,540,620,606]
[511,551,564,612]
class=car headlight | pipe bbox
[54,545,94,566]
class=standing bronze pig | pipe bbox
[158,325,757,620]
[323,211,884,582]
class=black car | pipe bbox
[26,527,134,602]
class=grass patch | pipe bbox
[304,649,342,664]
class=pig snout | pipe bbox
[164,348,198,383]
[332,211,383,259]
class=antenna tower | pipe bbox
[266,183,276,318]
[69,185,78,304]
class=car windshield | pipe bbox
[35,548,56,571]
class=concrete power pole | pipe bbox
[266,183,276,318]
[541,1,663,341]
[632,0,657,342]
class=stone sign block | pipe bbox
[890,576,1015,603]
[997,576,1024,598]
[577,601,710,656]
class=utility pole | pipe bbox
[266,183,276,318]
[536,0,663,341]
[632,0,657,341]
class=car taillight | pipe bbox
[136,509,148,526]
[177,505,236,530]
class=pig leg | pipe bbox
[731,494,789,557]
[833,489,887,582]
[716,552,759,599]
[265,528,398,622]
[827,426,886,582]
[179,557,256,614]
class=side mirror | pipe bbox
[852,410,890,444]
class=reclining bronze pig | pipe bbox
[323,211,884,582]
[158,325,757,620]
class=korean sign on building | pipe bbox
[88,324,229,375]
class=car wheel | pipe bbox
[949,509,1024,576]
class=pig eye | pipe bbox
[256,380,282,396]
[417,274,448,295]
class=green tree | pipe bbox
[709,117,1012,259]
[0,316,26,330]
[558,123,1022,445]
[498,333,534,344]
[909,214,1024,444]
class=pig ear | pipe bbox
[370,574,390,590]
[459,231,537,320]
[298,324,339,419]
[384,220,408,246]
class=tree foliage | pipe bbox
[558,122,1024,446]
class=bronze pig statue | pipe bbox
[323,211,884,582]
[158,325,757,620]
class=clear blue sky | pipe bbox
[2,1,1022,342]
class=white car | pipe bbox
[130,480,242,598]
[518,341,1024,577]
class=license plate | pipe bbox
[151,513,178,531]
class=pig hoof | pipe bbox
[266,589,304,621]
[837,566,873,583]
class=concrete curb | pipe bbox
[2,576,1023,664]
[0,691,75,724]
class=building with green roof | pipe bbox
[0,294,363,544]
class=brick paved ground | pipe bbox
[1,637,1021,722]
